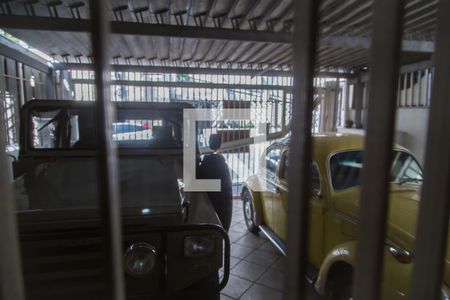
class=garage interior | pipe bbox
[0,0,448,300]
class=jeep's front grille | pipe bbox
[21,229,105,299]
[20,228,163,300]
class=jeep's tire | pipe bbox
[325,266,353,300]
[242,189,260,234]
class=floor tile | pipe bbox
[230,220,240,227]
[236,233,266,249]
[230,260,268,281]
[230,256,241,269]
[258,240,281,255]
[221,274,253,299]
[234,212,245,219]
[229,230,247,243]
[230,244,254,259]
[233,215,245,223]
[220,293,235,300]
[270,257,286,273]
[245,249,280,267]
[224,198,289,299]
[239,283,283,300]
[230,223,248,233]
[257,268,284,291]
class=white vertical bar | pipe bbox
[0,95,25,300]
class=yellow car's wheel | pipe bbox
[325,264,353,300]
[242,189,260,234]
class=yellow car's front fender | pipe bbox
[241,175,264,226]
[315,242,449,300]
[315,241,356,295]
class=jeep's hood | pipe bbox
[14,157,183,213]
[334,184,450,285]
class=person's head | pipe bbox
[152,126,173,140]
[209,134,222,151]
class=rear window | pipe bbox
[29,107,181,149]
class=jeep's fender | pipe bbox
[314,241,357,295]
[241,175,264,226]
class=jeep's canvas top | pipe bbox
[14,100,192,218]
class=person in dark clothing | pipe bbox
[198,134,233,232]
[148,126,179,148]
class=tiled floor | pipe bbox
[220,200,321,300]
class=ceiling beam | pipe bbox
[321,35,434,53]
[54,62,293,76]
[400,59,433,73]
[0,15,435,53]
[0,37,49,73]
[72,78,294,91]
[0,14,291,44]
[54,62,355,78]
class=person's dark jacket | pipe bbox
[198,153,233,231]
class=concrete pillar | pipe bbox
[45,69,56,99]
[17,63,25,106]
[319,81,338,133]
[354,79,364,128]
[343,81,350,125]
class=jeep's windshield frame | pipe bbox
[20,100,192,158]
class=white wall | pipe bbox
[395,107,429,164]
[338,108,429,164]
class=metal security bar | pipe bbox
[353,1,404,299]
[89,0,125,299]
[0,1,449,300]
[285,1,319,300]
[411,0,450,298]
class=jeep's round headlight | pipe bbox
[124,243,157,277]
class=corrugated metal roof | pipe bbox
[0,0,437,72]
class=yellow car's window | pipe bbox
[265,147,281,174]
[280,153,321,195]
[329,150,423,191]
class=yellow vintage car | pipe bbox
[241,134,450,299]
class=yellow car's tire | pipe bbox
[242,189,260,234]
[325,264,353,300]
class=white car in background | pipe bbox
[112,122,153,141]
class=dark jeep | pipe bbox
[12,100,230,300]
